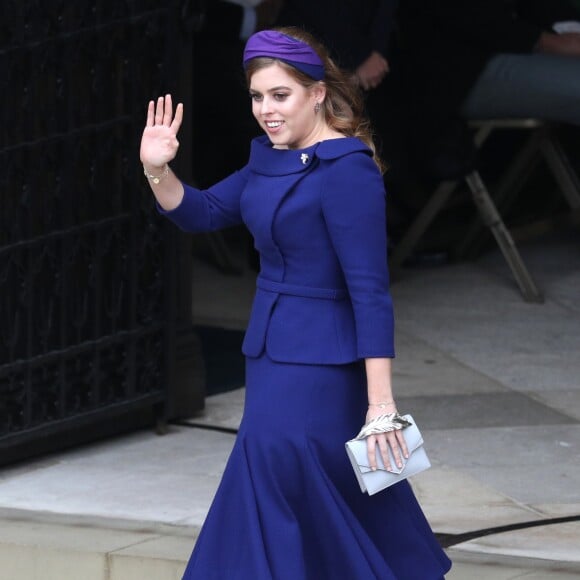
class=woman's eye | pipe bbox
[250,94,262,102]
[274,93,288,101]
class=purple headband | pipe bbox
[243,30,325,80]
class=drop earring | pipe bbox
[314,102,321,114]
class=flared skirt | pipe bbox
[183,354,451,579]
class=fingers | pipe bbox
[367,432,409,472]
[376,436,393,471]
[146,100,154,127]
[395,429,409,460]
[366,435,378,472]
[385,432,403,469]
[163,94,173,126]
[171,102,184,133]
[367,435,398,472]
[150,95,183,131]
[154,94,174,126]
[155,96,164,125]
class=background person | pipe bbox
[397,0,580,180]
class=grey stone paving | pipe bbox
[398,392,576,429]
[0,427,234,526]
[425,425,580,504]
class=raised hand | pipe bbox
[140,95,184,169]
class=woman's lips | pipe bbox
[264,120,284,134]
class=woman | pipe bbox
[140,27,451,580]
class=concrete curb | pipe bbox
[0,510,195,580]
[2,509,580,580]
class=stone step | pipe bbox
[3,512,580,580]
[0,512,194,580]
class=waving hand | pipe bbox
[140,95,184,168]
[140,95,185,211]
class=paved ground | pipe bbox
[0,229,579,579]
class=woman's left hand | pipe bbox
[365,405,409,473]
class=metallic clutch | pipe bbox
[345,414,431,495]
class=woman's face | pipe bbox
[249,63,324,150]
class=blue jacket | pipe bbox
[159,135,395,364]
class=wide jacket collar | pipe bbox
[248,135,372,176]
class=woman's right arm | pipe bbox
[140,95,185,211]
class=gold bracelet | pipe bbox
[368,400,395,409]
[143,164,169,184]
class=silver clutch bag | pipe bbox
[345,414,431,495]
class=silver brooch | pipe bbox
[300,153,309,165]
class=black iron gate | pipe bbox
[0,0,201,464]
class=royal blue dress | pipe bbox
[160,136,452,579]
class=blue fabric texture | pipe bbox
[160,136,395,362]
[183,356,451,579]
[159,136,451,579]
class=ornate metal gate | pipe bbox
[0,0,200,464]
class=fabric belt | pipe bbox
[257,277,347,300]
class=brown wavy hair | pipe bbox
[244,26,386,173]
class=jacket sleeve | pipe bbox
[321,153,395,358]
[157,166,249,232]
